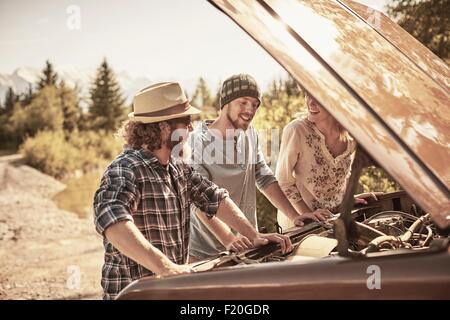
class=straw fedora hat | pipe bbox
[128,82,201,123]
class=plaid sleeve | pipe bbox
[187,166,229,219]
[93,162,138,235]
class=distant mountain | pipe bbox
[0,65,148,107]
[0,65,215,107]
[0,67,40,102]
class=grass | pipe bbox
[53,172,103,219]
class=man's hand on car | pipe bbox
[252,233,293,254]
[226,235,254,253]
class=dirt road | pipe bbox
[0,161,104,300]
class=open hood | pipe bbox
[208,0,450,228]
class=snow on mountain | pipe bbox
[0,67,40,103]
[0,65,216,107]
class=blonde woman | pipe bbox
[276,93,375,230]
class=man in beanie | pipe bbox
[188,74,330,262]
[93,82,292,299]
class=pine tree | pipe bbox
[59,80,80,132]
[1,87,19,147]
[192,77,213,108]
[4,87,19,116]
[284,75,302,97]
[212,80,222,111]
[192,77,219,121]
[88,59,126,131]
[20,83,35,106]
[38,60,59,89]
[266,78,283,103]
[388,0,450,62]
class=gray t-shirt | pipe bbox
[188,120,276,260]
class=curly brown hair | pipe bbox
[117,116,192,151]
[117,120,163,151]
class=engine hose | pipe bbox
[400,214,428,242]
[363,210,418,223]
[423,226,433,246]
[364,214,430,253]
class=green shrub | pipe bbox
[357,166,401,194]
[19,130,122,179]
[68,129,123,164]
[19,130,79,179]
[9,87,64,143]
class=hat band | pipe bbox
[134,102,189,117]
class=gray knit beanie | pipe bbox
[219,74,261,109]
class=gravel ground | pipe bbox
[0,162,104,300]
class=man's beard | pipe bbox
[226,110,250,130]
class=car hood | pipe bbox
[208,0,450,228]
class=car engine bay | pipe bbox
[191,147,449,272]
[192,190,449,272]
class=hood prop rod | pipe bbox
[335,145,375,257]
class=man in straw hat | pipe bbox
[93,82,292,300]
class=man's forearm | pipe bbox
[195,208,237,247]
[261,181,302,221]
[104,220,174,274]
[215,197,258,240]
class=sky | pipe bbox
[0,0,390,89]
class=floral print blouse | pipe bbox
[275,118,356,229]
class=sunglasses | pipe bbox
[167,116,192,126]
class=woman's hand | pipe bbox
[292,209,334,226]
[354,192,383,205]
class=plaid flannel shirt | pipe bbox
[93,148,229,300]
